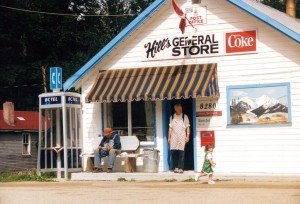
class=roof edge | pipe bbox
[63,0,167,91]
[227,0,300,43]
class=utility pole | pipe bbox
[286,0,296,17]
[42,66,50,120]
[42,66,47,93]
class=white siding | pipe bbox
[80,0,300,173]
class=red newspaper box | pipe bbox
[200,131,215,147]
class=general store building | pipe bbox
[64,0,300,174]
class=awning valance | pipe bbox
[86,63,219,103]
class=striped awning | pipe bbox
[86,63,219,103]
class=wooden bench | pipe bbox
[81,136,142,173]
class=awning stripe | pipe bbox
[167,65,183,99]
[176,65,190,99]
[106,69,123,101]
[136,67,153,101]
[184,64,199,98]
[122,68,138,101]
[98,69,116,102]
[202,64,215,96]
[114,69,130,102]
[159,66,176,99]
[128,68,144,101]
[85,63,219,103]
[91,70,109,102]
[152,66,168,99]
[192,64,208,97]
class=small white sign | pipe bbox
[196,98,222,129]
[185,6,207,26]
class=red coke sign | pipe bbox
[225,30,257,54]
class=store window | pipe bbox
[22,133,31,155]
[105,100,156,146]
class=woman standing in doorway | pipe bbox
[168,103,190,173]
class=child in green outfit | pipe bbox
[195,143,216,184]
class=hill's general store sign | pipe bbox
[142,30,257,61]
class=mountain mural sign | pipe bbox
[227,83,292,126]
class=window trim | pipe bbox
[22,133,31,155]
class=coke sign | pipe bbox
[225,30,257,54]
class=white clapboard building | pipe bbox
[63,0,300,174]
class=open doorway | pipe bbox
[164,98,194,171]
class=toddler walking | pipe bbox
[195,143,216,184]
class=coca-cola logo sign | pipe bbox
[225,30,257,54]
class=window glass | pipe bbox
[107,102,128,135]
[22,133,31,155]
[132,101,155,142]
[105,101,155,143]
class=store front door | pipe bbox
[163,98,195,171]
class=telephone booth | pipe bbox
[37,92,82,179]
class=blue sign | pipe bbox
[66,96,81,105]
[50,67,62,90]
[41,96,62,105]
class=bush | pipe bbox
[0,169,56,182]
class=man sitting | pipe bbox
[93,128,121,173]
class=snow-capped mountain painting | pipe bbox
[228,84,290,125]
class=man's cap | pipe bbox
[104,128,113,135]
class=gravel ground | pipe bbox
[1,180,300,204]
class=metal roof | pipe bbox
[0,110,49,132]
[63,0,300,91]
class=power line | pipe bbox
[0,84,41,89]
[0,4,137,17]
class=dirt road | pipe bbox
[1,180,300,204]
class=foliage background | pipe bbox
[0,0,154,110]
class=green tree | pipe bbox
[0,0,154,110]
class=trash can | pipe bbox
[143,149,160,173]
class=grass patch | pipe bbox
[117,177,127,182]
[0,170,56,182]
[164,178,177,182]
[182,177,196,182]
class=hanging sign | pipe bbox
[185,6,207,26]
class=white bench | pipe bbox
[81,136,142,172]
